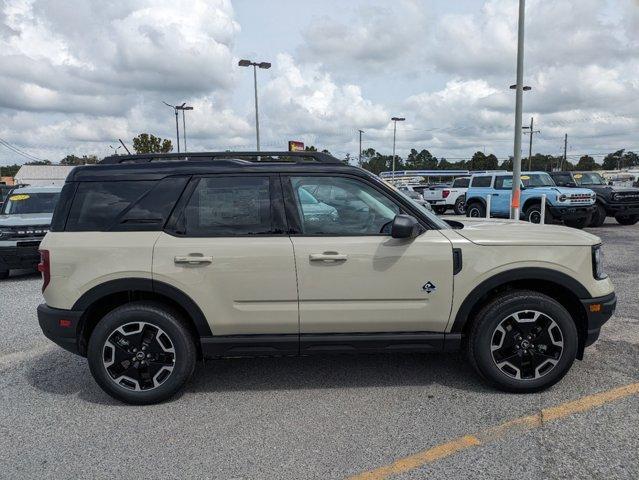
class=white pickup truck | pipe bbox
[414,177,470,215]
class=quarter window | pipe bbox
[470,176,492,188]
[290,176,400,235]
[182,176,274,236]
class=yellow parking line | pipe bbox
[349,382,639,480]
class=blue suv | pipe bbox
[465,171,596,228]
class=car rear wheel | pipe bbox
[615,214,639,225]
[589,203,607,227]
[88,301,197,405]
[467,290,577,392]
[466,202,485,218]
[453,196,466,215]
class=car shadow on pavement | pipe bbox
[25,350,489,405]
[1,270,40,282]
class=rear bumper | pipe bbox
[548,204,595,221]
[0,243,41,271]
[580,292,617,347]
[37,303,84,356]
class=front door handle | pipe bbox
[174,254,213,265]
[309,252,348,263]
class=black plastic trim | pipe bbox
[450,267,592,333]
[452,248,462,275]
[201,334,299,357]
[581,292,616,348]
[38,303,84,355]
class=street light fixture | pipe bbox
[163,101,181,153]
[175,103,194,152]
[391,117,405,178]
[108,145,121,155]
[239,59,271,151]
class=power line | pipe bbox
[0,138,45,162]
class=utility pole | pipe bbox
[163,102,181,153]
[391,117,405,178]
[358,129,364,166]
[562,133,567,170]
[522,117,540,170]
[176,104,194,152]
[510,0,526,220]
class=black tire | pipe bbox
[434,205,448,215]
[466,202,485,218]
[468,290,578,393]
[0,270,8,280]
[88,301,197,405]
[523,203,545,224]
[589,203,607,227]
[563,217,588,229]
[615,214,639,226]
[453,196,466,215]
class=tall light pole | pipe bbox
[239,59,271,151]
[163,101,181,153]
[391,117,405,178]
[176,104,194,152]
[510,0,527,220]
[358,129,364,166]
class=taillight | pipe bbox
[442,189,450,199]
[38,249,50,292]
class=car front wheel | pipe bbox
[468,290,578,392]
[589,203,607,227]
[88,301,196,405]
[615,214,639,226]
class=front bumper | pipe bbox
[37,304,84,356]
[548,204,596,221]
[603,203,639,216]
[0,242,41,272]
[580,292,616,347]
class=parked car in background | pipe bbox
[413,184,451,214]
[395,184,433,211]
[0,184,15,209]
[465,171,596,228]
[0,185,61,279]
[37,151,615,404]
[444,176,470,215]
[550,171,639,227]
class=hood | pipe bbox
[536,186,594,196]
[449,218,600,246]
[0,213,53,227]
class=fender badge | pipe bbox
[422,281,436,293]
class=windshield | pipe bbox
[1,192,60,215]
[521,173,555,187]
[574,172,606,186]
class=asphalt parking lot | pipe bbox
[0,219,637,480]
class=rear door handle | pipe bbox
[174,254,213,265]
[309,252,348,263]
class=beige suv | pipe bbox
[37,152,616,404]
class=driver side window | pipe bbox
[290,176,400,235]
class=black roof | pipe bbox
[68,151,369,182]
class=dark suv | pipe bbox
[550,171,639,227]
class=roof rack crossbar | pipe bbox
[99,151,342,165]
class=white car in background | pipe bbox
[445,176,470,215]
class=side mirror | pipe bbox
[391,214,421,239]
[567,182,577,187]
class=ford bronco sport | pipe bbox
[465,171,596,228]
[550,171,639,227]
[37,152,616,404]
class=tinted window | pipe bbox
[452,177,470,188]
[521,173,555,187]
[2,192,60,215]
[470,176,492,188]
[494,176,513,189]
[574,172,606,186]
[66,181,155,231]
[182,176,273,236]
[552,173,573,185]
[291,176,400,235]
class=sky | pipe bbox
[0,0,638,166]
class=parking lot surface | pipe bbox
[1,219,638,479]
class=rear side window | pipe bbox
[66,181,155,231]
[470,176,492,188]
[494,176,513,189]
[180,176,274,236]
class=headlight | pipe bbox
[558,194,567,202]
[592,244,606,280]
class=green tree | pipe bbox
[575,155,597,171]
[0,164,21,177]
[405,149,437,170]
[602,150,624,170]
[60,154,99,166]
[132,133,173,154]
[469,151,498,170]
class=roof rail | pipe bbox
[99,151,342,165]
